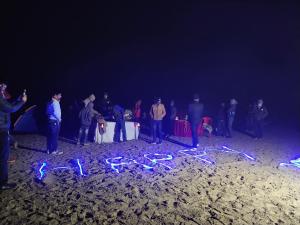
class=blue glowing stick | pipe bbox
[52,166,71,170]
[280,158,300,169]
[144,153,173,170]
[38,162,47,180]
[105,157,138,173]
[179,148,214,164]
[76,159,84,176]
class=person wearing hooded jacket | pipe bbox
[77,102,98,145]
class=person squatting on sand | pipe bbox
[0,83,27,190]
[188,94,204,148]
[113,104,127,142]
[253,99,268,139]
[46,92,63,155]
[150,97,166,145]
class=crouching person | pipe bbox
[77,102,98,146]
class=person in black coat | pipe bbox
[113,105,127,142]
[188,94,204,148]
[253,99,268,139]
[226,98,238,138]
[216,102,226,136]
[0,83,27,190]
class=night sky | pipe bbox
[3,1,300,122]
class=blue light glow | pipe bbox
[77,159,85,176]
[144,153,173,170]
[280,158,300,169]
[38,162,47,180]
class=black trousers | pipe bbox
[114,120,127,142]
[190,121,200,147]
[47,120,60,153]
[0,131,10,185]
[253,119,263,138]
[226,116,235,137]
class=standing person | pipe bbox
[188,94,204,148]
[100,92,112,120]
[215,102,226,136]
[77,101,99,146]
[253,99,268,139]
[133,99,142,123]
[167,100,177,136]
[150,97,166,145]
[113,105,127,142]
[226,98,238,138]
[0,83,27,190]
[46,92,63,155]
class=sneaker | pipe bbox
[150,142,156,145]
[83,143,90,146]
[0,183,17,191]
[157,142,162,145]
[51,151,58,155]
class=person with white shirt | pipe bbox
[46,92,63,155]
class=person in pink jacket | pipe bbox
[149,97,166,144]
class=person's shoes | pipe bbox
[51,151,58,155]
[157,142,162,145]
[83,143,90,146]
[76,141,80,145]
[150,142,156,144]
[0,183,17,191]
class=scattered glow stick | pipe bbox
[77,159,85,176]
[38,162,47,180]
[144,153,173,170]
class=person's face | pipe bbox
[157,99,161,104]
[104,94,108,99]
[0,84,7,92]
[55,93,62,101]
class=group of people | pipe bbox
[0,82,269,190]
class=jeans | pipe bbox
[47,120,60,153]
[152,120,163,143]
[114,120,127,142]
[78,125,90,144]
[0,131,9,185]
[190,122,200,147]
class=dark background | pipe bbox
[2,1,300,126]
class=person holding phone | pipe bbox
[0,83,27,190]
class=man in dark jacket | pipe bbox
[253,99,268,139]
[99,92,113,120]
[216,102,226,136]
[77,102,98,145]
[188,94,204,148]
[226,98,238,138]
[0,83,27,190]
[113,105,127,142]
[167,100,177,136]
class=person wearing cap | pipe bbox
[0,83,27,190]
[188,94,204,148]
[226,98,238,138]
[253,99,268,139]
[46,92,63,155]
[149,97,166,144]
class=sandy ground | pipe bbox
[1,127,300,225]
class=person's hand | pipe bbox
[22,94,27,103]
